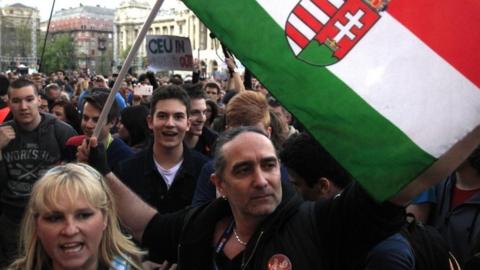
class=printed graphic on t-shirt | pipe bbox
[3,142,56,196]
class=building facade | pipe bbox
[49,4,114,74]
[114,0,221,76]
[0,3,40,72]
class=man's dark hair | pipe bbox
[138,73,148,84]
[213,126,269,178]
[8,78,37,96]
[280,133,352,189]
[169,74,183,85]
[120,105,151,148]
[51,99,82,133]
[169,78,183,85]
[183,83,207,100]
[44,83,60,96]
[204,82,220,94]
[83,90,120,124]
[150,85,190,116]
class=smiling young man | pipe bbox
[183,85,218,157]
[0,78,76,267]
[115,85,208,214]
[65,90,133,172]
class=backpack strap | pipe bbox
[39,116,64,161]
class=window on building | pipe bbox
[155,27,160,34]
[162,26,168,34]
[192,24,196,50]
[170,26,174,34]
[199,23,207,50]
[179,24,183,35]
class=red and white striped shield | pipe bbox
[286,0,388,65]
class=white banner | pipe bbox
[146,35,193,71]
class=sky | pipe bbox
[1,0,126,21]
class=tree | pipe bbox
[39,34,76,74]
[96,46,113,75]
[120,44,132,60]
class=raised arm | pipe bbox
[80,137,157,241]
[225,53,245,93]
[389,126,480,206]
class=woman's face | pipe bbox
[205,104,213,123]
[36,193,106,270]
[51,105,66,122]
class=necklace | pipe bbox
[233,228,248,246]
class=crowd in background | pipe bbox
[0,59,479,270]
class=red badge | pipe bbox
[267,254,292,270]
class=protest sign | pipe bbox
[133,84,153,96]
[146,35,193,71]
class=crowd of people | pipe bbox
[0,59,479,270]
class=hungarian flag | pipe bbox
[182,0,480,201]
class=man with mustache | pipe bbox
[83,125,437,269]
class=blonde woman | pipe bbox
[9,163,143,270]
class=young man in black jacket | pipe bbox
[183,84,218,157]
[115,85,208,214]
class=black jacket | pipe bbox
[193,127,218,158]
[143,182,405,270]
[116,143,209,214]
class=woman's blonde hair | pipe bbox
[9,163,144,270]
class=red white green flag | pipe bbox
[182,0,480,201]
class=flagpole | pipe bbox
[38,0,56,72]
[93,0,165,139]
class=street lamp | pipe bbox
[98,37,106,75]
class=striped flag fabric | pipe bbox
[182,0,480,201]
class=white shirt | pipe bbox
[153,156,183,190]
